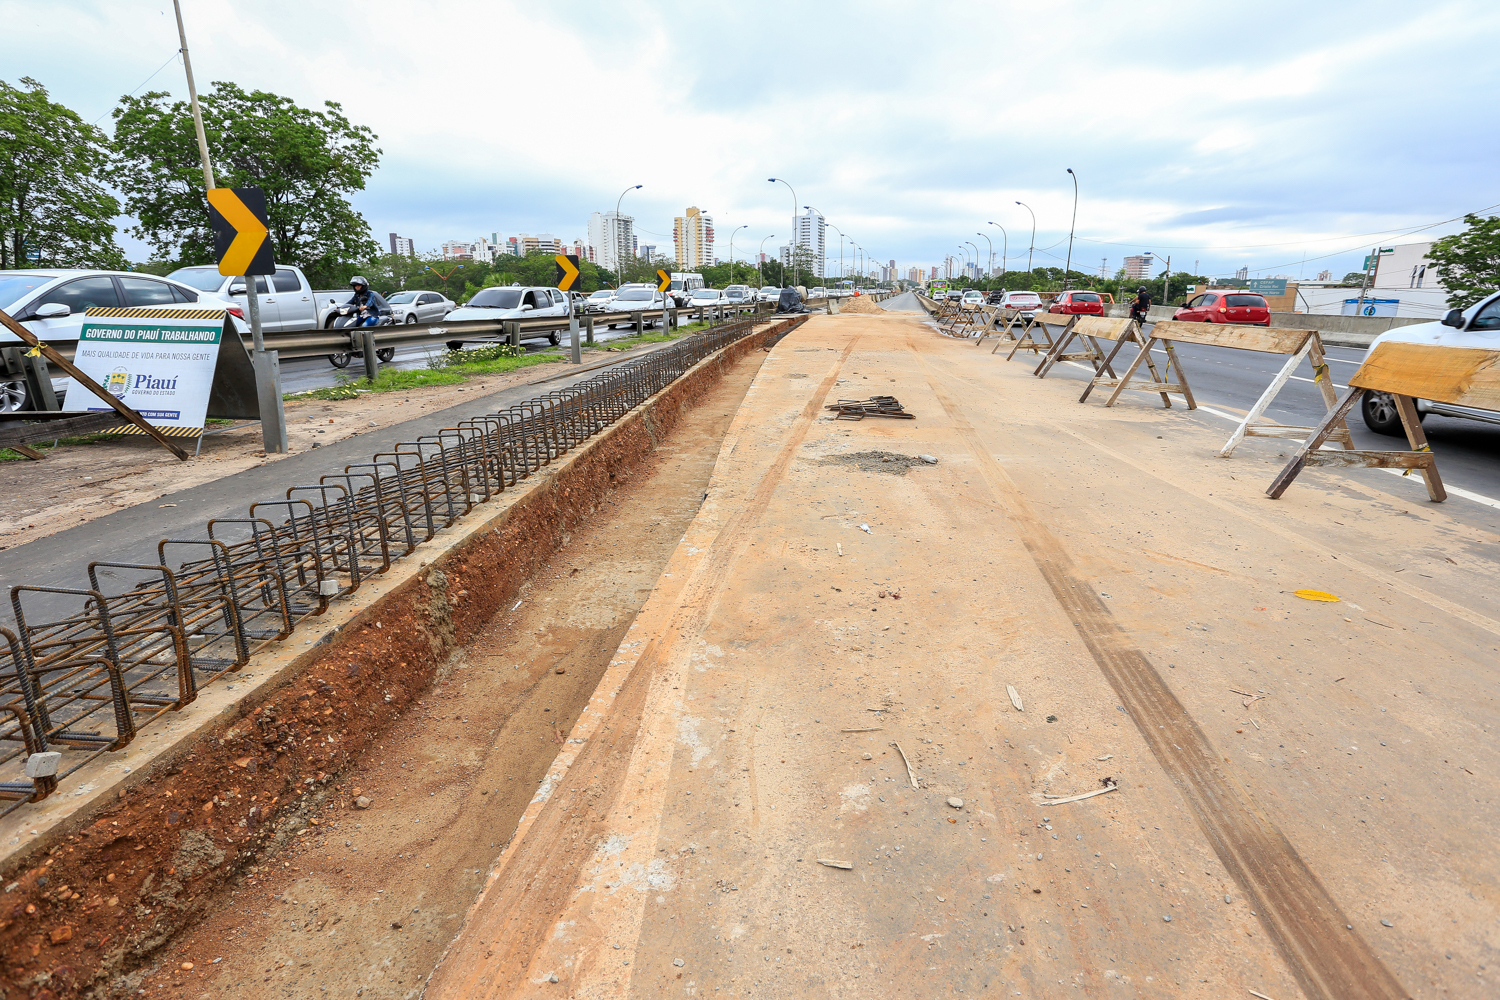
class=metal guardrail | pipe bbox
[0,314,803,813]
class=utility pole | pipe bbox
[172,0,214,191]
[1356,247,1377,312]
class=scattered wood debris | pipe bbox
[817,859,853,870]
[1007,685,1024,712]
[891,742,919,788]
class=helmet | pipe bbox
[349,276,369,288]
[1137,287,1146,293]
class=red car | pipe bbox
[1174,291,1270,326]
[1048,291,1105,316]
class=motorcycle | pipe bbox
[327,304,397,368]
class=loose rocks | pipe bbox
[947,797,964,809]
[355,796,372,809]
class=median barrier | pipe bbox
[1004,312,1074,361]
[1033,315,1133,380]
[1263,339,1498,500]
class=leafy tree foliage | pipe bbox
[110,82,380,286]
[0,77,126,270]
[1428,214,1500,310]
[1341,271,1369,285]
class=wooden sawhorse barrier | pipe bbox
[1263,340,1500,500]
[1215,327,1350,457]
[980,307,1024,348]
[1034,315,1134,380]
[1003,312,1074,360]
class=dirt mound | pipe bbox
[838,294,883,314]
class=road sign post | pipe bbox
[207,186,285,453]
[555,254,583,365]
[657,268,674,335]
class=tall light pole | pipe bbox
[171,0,214,191]
[957,245,970,283]
[614,184,642,284]
[727,224,746,286]
[768,178,799,288]
[987,222,1008,285]
[1015,201,1036,274]
[1064,168,1078,290]
[827,222,847,292]
[758,234,776,288]
[965,241,980,283]
[976,231,993,283]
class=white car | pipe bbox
[440,285,569,349]
[0,269,221,411]
[757,286,781,303]
[582,289,617,314]
[809,286,828,298]
[687,288,723,309]
[723,285,753,306]
[605,287,668,327]
[385,289,454,325]
[997,290,1043,320]
[1359,290,1500,435]
[962,290,985,307]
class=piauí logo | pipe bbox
[106,368,130,398]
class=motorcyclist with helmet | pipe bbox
[345,276,389,327]
[1129,286,1152,326]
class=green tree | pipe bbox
[1427,214,1500,309]
[0,77,126,270]
[110,81,381,286]
[1340,271,1368,285]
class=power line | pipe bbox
[90,50,183,127]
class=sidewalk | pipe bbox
[427,310,1494,999]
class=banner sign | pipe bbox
[72,309,227,438]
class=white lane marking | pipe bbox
[1195,405,1242,423]
[1288,374,1348,389]
[1380,469,1500,509]
[1324,357,1362,364]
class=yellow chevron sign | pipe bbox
[554,254,581,291]
[657,269,671,293]
[206,187,274,276]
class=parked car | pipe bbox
[1359,290,1500,435]
[986,290,1006,305]
[606,287,668,327]
[997,291,1043,320]
[962,290,985,307]
[757,286,781,303]
[384,290,454,325]
[439,285,569,350]
[809,286,828,299]
[0,269,222,411]
[583,289,617,314]
[168,265,337,332]
[1049,290,1106,316]
[1173,291,1270,326]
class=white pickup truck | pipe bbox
[168,264,343,332]
[1361,290,1500,434]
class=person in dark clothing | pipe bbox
[345,276,390,327]
[776,285,805,314]
[1129,286,1152,325]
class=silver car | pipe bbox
[385,290,454,325]
[583,289,618,314]
[440,286,570,349]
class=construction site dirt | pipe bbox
[0,329,776,998]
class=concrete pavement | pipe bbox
[425,310,1497,998]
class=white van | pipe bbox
[667,272,704,306]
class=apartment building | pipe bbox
[388,233,415,256]
[587,211,635,273]
[673,206,715,268]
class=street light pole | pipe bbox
[171,0,214,191]
[987,222,1008,286]
[768,178,799,288]
[727,224,746,286]
[614,184,642,284]
[1064,168,1078,291]
[759,234,775,289]
[976,231,993,283]
[965,242,980,284]
[1015,201,1036,274]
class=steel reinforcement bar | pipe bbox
[0,315,801,813]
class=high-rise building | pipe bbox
[907,267,922,283]
[1123,255,1153,280]
[389,233,414,257]
[639,244,657,260]
[588,211,635,274]
[504,236,521,257]
[570,239,594,263]
[469,237,496,264]
[1235,266,1250,280]
[792,209,826,278]
[441,240,474,261]
[929,266,939,282]
[673,206,715,268]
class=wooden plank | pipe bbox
[1348,341,1500,409]
[1031,312,1077,327]
[1071,316,1135,340]
[1304,450,1435,469]
[0,411,129,447]
[1149,320,1313,355]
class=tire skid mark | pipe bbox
[909,337,1408,1000]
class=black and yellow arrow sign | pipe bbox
[656,268,672,293]
[207,187,274,276]
[554,254,581,291]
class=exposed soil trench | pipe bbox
[111,350,766,998]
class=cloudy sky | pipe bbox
[9,0,1500,280]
